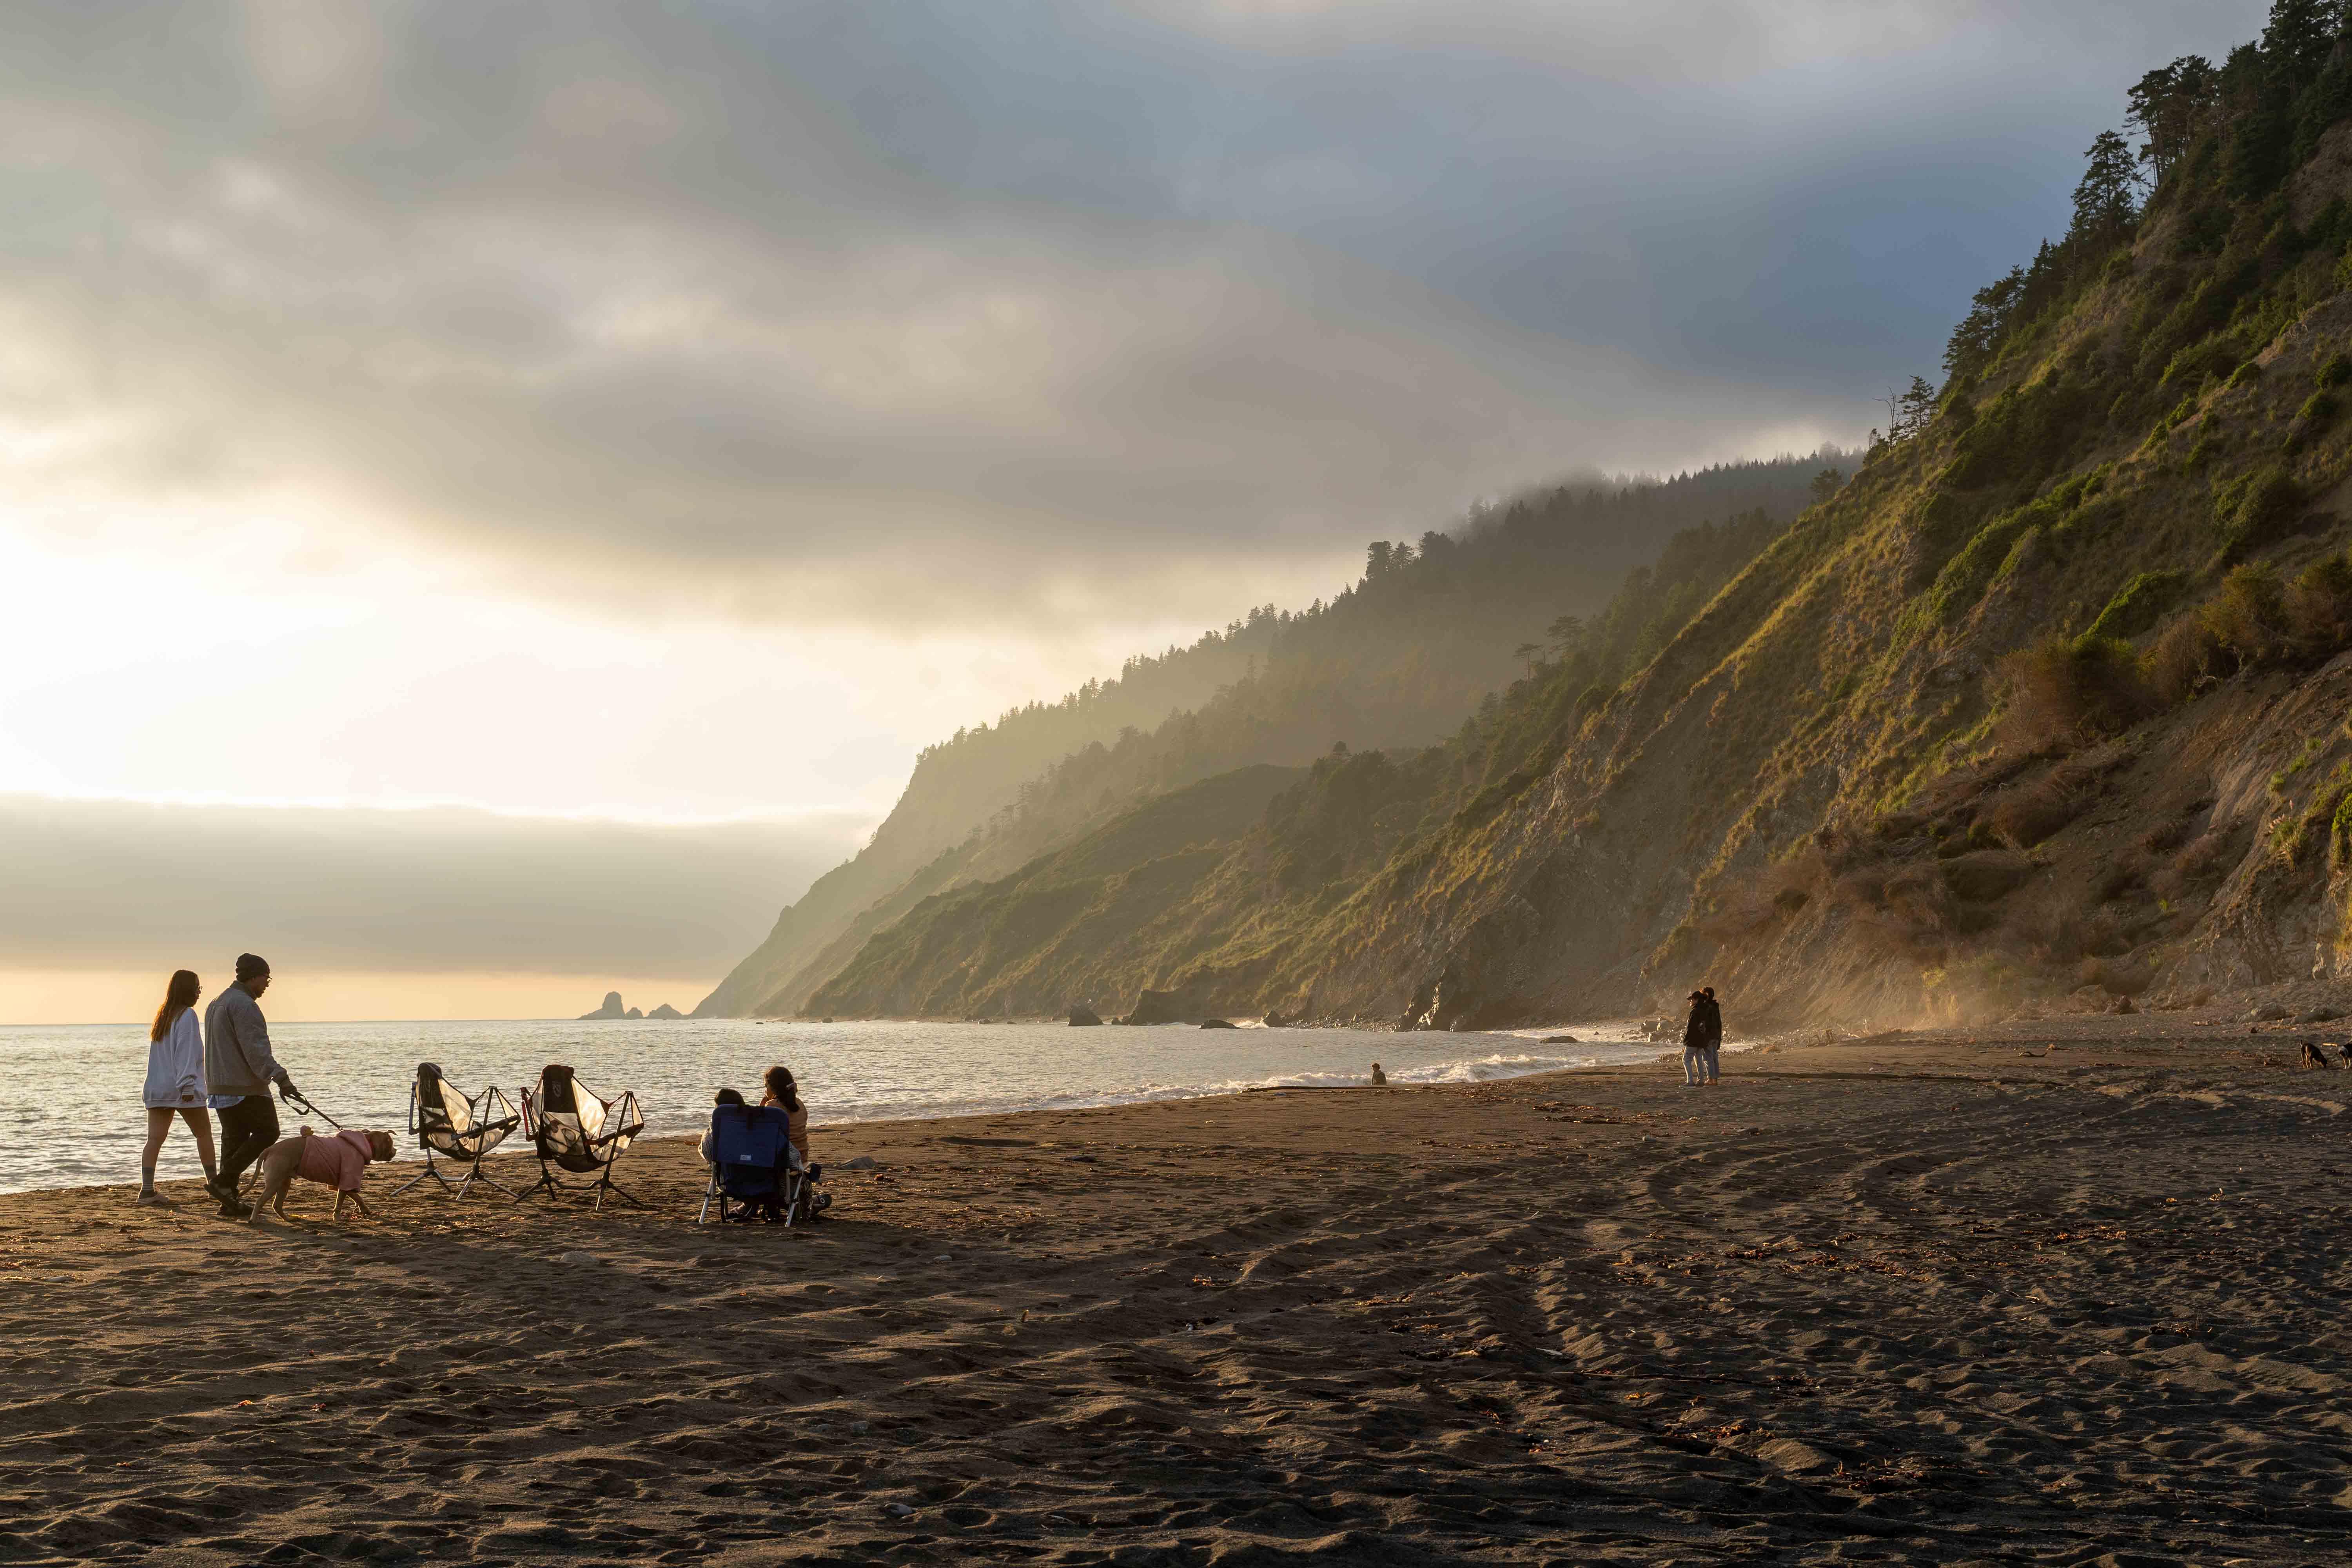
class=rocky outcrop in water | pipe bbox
[1122,981,1224,1025]
[579,991,626,1020]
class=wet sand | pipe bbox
[4,1016,2350,1565]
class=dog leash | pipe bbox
[278,1084,348,1131]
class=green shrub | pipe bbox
[1944,376,2092,490]
[1926,507,2035,621]
[2215,465,2305,557]
[2319,353,2352,389]
[2312,200,2352,255]
[2226,359,2264,390]
[2158,334,2240,390]
[2146,266,2259,378]
[2174,204,2231,259]
[2200,563,2292,666]
[2289,390,2343,453]
[2084,569,2189,641]
[1994,635,2157,753]
[2286,553,2352,657]
[2146,613,2225,704]
[1907,486,1991,589]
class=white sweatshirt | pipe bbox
[142,1009,207,1108]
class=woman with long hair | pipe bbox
[760,1064,807,1158]
[760,1064,830,1219]
[139,969,218,1205]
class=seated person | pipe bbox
[701,1087,794,1223]
[762,1065,831,1219]
[695,1087,746,1166]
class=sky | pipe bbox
[0,0,2266,1022]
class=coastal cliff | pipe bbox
[803,22,2352,1028]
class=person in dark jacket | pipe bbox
[203,954,300,1218]
[1699,986,1724,1085]
[1681,991,1709,1087]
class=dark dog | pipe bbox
[2300,1041,2336,1071]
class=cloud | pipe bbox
[0,794,866,977]
[0,1,2262,632]
[1141,0,2250,79]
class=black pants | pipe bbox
[216,1094,279,1188]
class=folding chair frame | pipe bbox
[697,1129,808,1226]
[390,1071,521,1202]
[519,1078,647,1211]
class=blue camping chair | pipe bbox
[697,1103,807,1225]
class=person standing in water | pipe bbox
[204,954,300,1219]
[138,969,218,1205]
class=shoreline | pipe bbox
[12,1036,1699,1203]
[7,1016,2342,1563]
[0,1016,1687,1199]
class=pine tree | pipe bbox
[1944,266,2026,383]
[2126,56,2217,179]
[2069,130,2141,250]
[1893,377,1938,441]
[2263,0,2339,88]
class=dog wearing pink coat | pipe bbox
[249,1127,397,1222]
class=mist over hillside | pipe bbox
[698,454,1847,1016]
[804,501,1809,1020]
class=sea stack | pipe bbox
[579,991,627,1020]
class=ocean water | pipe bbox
[0,1015,1681,1195]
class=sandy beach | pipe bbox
[5,1018,2350,1565]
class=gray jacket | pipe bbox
[204,984,289,1098]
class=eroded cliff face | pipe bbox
[1275,202,2352,1031]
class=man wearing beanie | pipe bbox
[203,954,299,1219]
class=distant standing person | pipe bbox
[138,969,218,1206]
[204,954,300,1219]
[1700,986,1724,1086]
[1681,991,1710,1087]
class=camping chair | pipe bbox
[697,1103,809,1225]
[390,1062,521,1201]
[518,1063,646,1209]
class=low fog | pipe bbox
[0,795,862,978]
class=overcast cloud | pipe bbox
[0,793,862,976]
[0,0,2264,626]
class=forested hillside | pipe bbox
[806,505,1807,1018]
[698,456,1844,1015]
[818,5,2352,1029]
